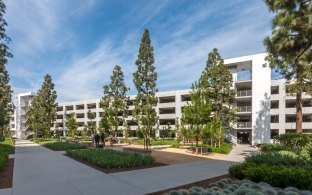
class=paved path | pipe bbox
[226,144,260,162]
[2,140,255,195]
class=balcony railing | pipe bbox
[237,122,252,128]
[237,90,252,97]
[237,106,252,112]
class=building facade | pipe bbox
[10,92,36,139]
[11,53,312,145]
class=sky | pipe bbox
[5,0,274,102]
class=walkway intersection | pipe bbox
[0,140,258,195]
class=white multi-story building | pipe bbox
[12,53,312,145]
[10,92,36,139]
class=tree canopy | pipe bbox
[264,0,312,133]
[133,29,158,150]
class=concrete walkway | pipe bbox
[226,144,260,162]
[2,140,254,195]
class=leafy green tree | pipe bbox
[26,74,57,138]
[101,65,129,141]
[0,0,13,140]
[66,113,77,140]
[25,98,46,137]
[264,0,312,133]
[200,48,236,143]
[133,29,158,150]
[182,81,212,154]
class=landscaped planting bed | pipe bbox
[0,139,15,154]
[0,139,14,189]
[161,178,312,195]
[229,152,312,190]
[41,141,87,151]
[66,148,156,169]
[0,151,8,171]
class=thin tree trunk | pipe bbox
[296,93,302,133]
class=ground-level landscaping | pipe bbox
[229,133,312,191]
[151,177,312,195]
[30,138,88,151]
[0,138,15,189]
[66,148,163,173]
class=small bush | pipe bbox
[260,143,283,152]
[67,148,155,169]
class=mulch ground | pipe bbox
[147,174,231,195]
[0,158,14,189]
[64,154,166,174]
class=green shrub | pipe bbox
[42,141,87,151]
[0,151,8,171]
[210,143,232,154]
[260,143,283,152]
[244,152,310,166]
[229,152,312,190]
[275,133,312,150]
[0,139,15,154]
[229,163,312,190]
[67,148,155,169]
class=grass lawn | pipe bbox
[67,148,155,169]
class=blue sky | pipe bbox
[5,0,273,102]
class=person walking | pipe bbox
[94,133,100,148]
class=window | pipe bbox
[271,86,279,94]
[181,95,191,102]
[270,129,279,139]
[159,96,175,103]
[303,114,312,122]
[271,101,279,109]
[159,107,175,114]
[76,104,84,110]
[285,115,296,123]
[270,115,279,123]
[285,100,296,108]
[87,103,96,109]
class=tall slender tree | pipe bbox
[133,29,158,150]
[0,0,13,140]
[199,48,236,146]
[101,65,129,141]
[182,81,211,154]
[264,0,312,133]
[26,74,57,138]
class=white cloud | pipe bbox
[5,0,272,103]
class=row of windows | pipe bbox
[271,85,310,95]
[271,114,312,123]
[56,95,191,111]
[55,118,176,127]
[57,107,183,119]
[271,99,312,109]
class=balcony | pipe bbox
[237,90,252,97]
[237,122,252,128]
[237,106,252,113]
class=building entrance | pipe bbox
[237,131,250,144]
